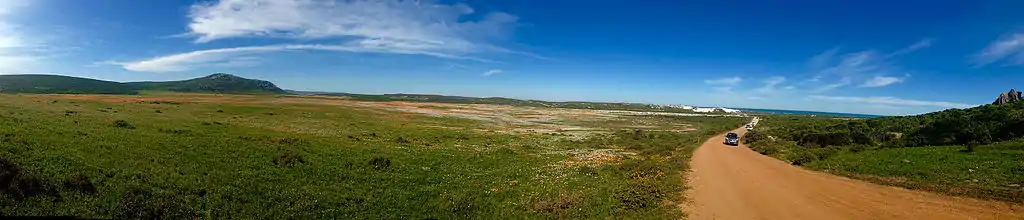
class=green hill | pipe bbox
[746,101,1024,151]
[0,73,285,94]
[743,95,1024,202]
[127,73,285,94]
[0,75,138,94]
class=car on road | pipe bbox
[745,124,753,130]
[724,132,739,146]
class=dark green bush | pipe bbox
[112,120,135,129]
[613,180,663,210]
[0,157,58,199]
[274,151,306,167]
[114,187,199,219]
[369,157,391,170]
[62,174,96,194]
[158,128,190,135]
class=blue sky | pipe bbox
[4,0,1024,115]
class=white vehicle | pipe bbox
[745,124,753,130]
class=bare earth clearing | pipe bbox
[685,128,1024,220]
[44,93,721,135]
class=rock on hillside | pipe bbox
[200,73,283,92]
[993,89,1023,105]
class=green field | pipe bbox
[806,142,1024,202]
[0,93,745,218]
[744,115,1024,203]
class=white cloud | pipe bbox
[808,76,851,93]
[0,0,30,16]
[704,76,742,86]
[754,76,787,94]
[972,33,1024,67]
[117,0,532,72]
[482,69,502,76]
[808,95,975,109]
[0,23,24,48]
[109,44,492,72]
[805,48,910,92]
[445,63,469,71]
[763,76,785,85]
[860,75,906,87]
[888,39,933,57]
[712,86,734,93]
[0,0,39,73]
[185,0,516,54]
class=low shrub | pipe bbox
[62,174,96,194]
[0,157,58,199]
[274,151,306,168]
[369,157,391,170]
[112,120,135,129]
[531,193,580,216]
[158,128,190,135]
[113,187,199,219]
[614,179,664,210]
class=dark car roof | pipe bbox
[726,133,738,137]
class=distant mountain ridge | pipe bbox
[126,73,285,94]
[0,73,285,94]
[0,75,138,94]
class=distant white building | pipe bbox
[692,107,740,113]
[665,105,696,110]
[661,104,740,114]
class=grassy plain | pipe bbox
[805,142,1024,203]
[0,93,745,218]
[745,115,1024,203]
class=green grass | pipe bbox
[744,115,1024,203]
[805,143,1024,202]
[0,94,745,218]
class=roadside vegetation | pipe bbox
[0,93,744,218]
[743,103,1024,202]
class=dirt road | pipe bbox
[684,127,1024,220]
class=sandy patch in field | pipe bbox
[37,93,711,135]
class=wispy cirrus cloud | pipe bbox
[107,43,494,72]
[186,0,517,47]
[704,76,742,93]
[0,0,30,16]
[0,0,40,73]
[972,33,1024,67]
[860,75,907,87]
[887,38,933,57]
[808,95,975,109]
[704,76,742,86]
[482,69,502,76]
[0,23,35,67]
[805,41,920,92]
[754,76,792,94]
[110,0,531,73]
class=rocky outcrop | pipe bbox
[993,89,1023,105]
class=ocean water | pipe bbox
[732,108,882,118]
